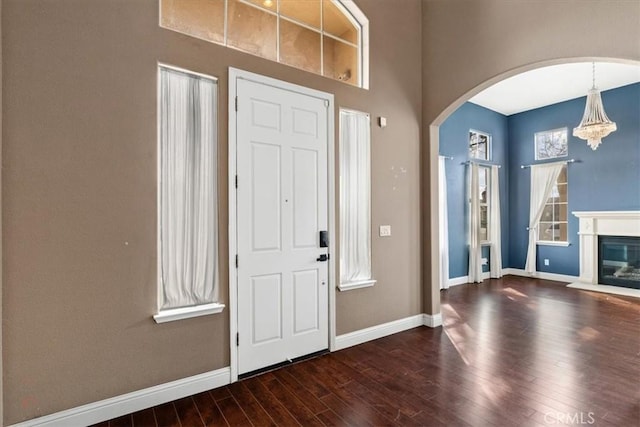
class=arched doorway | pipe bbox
[427,57,640,314]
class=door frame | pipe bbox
[228,67,336,382]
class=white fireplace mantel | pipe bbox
[572,211,640,285]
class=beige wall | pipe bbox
[421,0,640,315]
[1,0,422,423]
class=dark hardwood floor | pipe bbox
[94,276,640,426]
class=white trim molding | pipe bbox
[334,315,425,351]
[338,279,376,291]
[422,313,443,328]
[153,303,225,324]
[567,282,640,299]
[503,268,578,283]
[8,367,231,427]
[446,272,491,288]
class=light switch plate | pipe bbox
[379,225,391,237]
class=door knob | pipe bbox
[316,254,329,262]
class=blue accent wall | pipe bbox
[440,83,639,279]
[508,83,640,275]
[439,102,509,279]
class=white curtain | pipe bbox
[468,162,483,283]
[524,163,564,274]
[339,110,372,284]
[489,165,503,278]
[439,156,450,289]
[160,67,218,309]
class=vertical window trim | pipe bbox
[154,63,225,323]
[338,108,375,291]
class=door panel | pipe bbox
[250,142,281,252]
[292,148,318,249]
[251,274,282,344]
[236,78,329,374]
[293,269,320,334]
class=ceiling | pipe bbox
[469,62,640,116]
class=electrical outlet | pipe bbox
[544,259,550,266]
[379,225,391,237]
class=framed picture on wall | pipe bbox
[535,127,568,160]
[469,129,491,160]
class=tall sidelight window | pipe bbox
[156,65,221,320]
[538,165,568,243]
[160,0,369,88]
[339,109,375,290]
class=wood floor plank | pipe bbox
[100,278,639,427]
[192,391,228,427]
[243,376,301,426]
[272,368,329,415]
[227,380,277,426]
[153,403,180,427]
[209,386,232,402]
[173,397,204,426]
[314,408,351,427]
[110,414,133,427]
[131,408,156,427]
[216,396,252,427]
[262,377,324,427]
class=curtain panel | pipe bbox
[339,110,372,285]
[489,165,503,278]
[524,163,564,274]
[159,67,219,309]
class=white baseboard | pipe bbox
[567,282,640,299]
[447,275,470,287]
[422,313,443,328]
[446,272,491,288]
[335,314,426,351]
[9,367,231,427]
[503,268,578,283]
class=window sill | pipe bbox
[536,241,570,247]
[480,241,492,246]
[338,279,376,292]
[153,303,225,324]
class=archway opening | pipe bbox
[427,57,640,313]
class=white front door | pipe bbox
[235,77,330,375]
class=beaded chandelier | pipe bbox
[573,63,617,150]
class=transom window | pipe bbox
[160,0,369,88]
[538,165,568,243]
[469,129,491,160]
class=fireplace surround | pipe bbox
[569,211,640,297]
